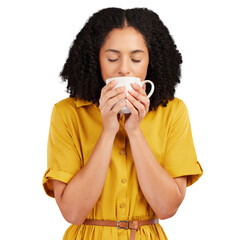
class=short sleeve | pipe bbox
[42,104,82,197]
[163,100,203,187]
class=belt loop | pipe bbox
[131,220,139,230]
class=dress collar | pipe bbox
[75,98,99,109]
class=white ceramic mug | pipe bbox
[106,76,155,114]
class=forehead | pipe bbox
[101,27,148,52]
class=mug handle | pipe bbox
[141,80,155,98]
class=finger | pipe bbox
[142,84,146,91]
[126,99,139,116]
[131,82,147,96]
[100,80,117,98]
[102,86,126,106]
[110,98,127,114]
[100,88,126,110]
[102,92,126,113]
[128,88,149,111]
[127,93,146,117]
[100,86,125,109]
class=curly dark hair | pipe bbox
[60,7,182,110]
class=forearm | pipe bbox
[59,130,116,225]
[127,128,184,219]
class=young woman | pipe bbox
[43,7,203,240]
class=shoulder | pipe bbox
[54,97,77,111]
[53,97,91,112]
[167,98,189,121]
[54,97,94,111]
[166,97,187,112]
[155,97,188,117]
[148,98,189,127]
[165,98,191,130]
[51,97,78,122]
[52,97,95,122]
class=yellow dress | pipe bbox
[43,97,203,240]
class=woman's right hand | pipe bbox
[99,80,127,135]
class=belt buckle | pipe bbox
[117,220,129,229]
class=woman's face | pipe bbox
[99,27,149,83]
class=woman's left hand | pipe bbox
[124,82,150,133]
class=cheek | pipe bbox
[99,61,116,81]
[100,60,108,76]
[135,62,149,79]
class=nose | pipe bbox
[118,57,131,76]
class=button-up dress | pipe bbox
[43,97,203,240]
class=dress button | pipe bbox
[120,203,126,208]
[119,150,126,155]
[121,178,127,183]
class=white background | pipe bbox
[1,0,235,239]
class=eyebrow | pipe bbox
[104,49,145,54]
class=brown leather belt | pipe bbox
[83,218,159,240]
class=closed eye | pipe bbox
[108,59,118,62]
[108,59,142,63]
[132,59,141,63]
